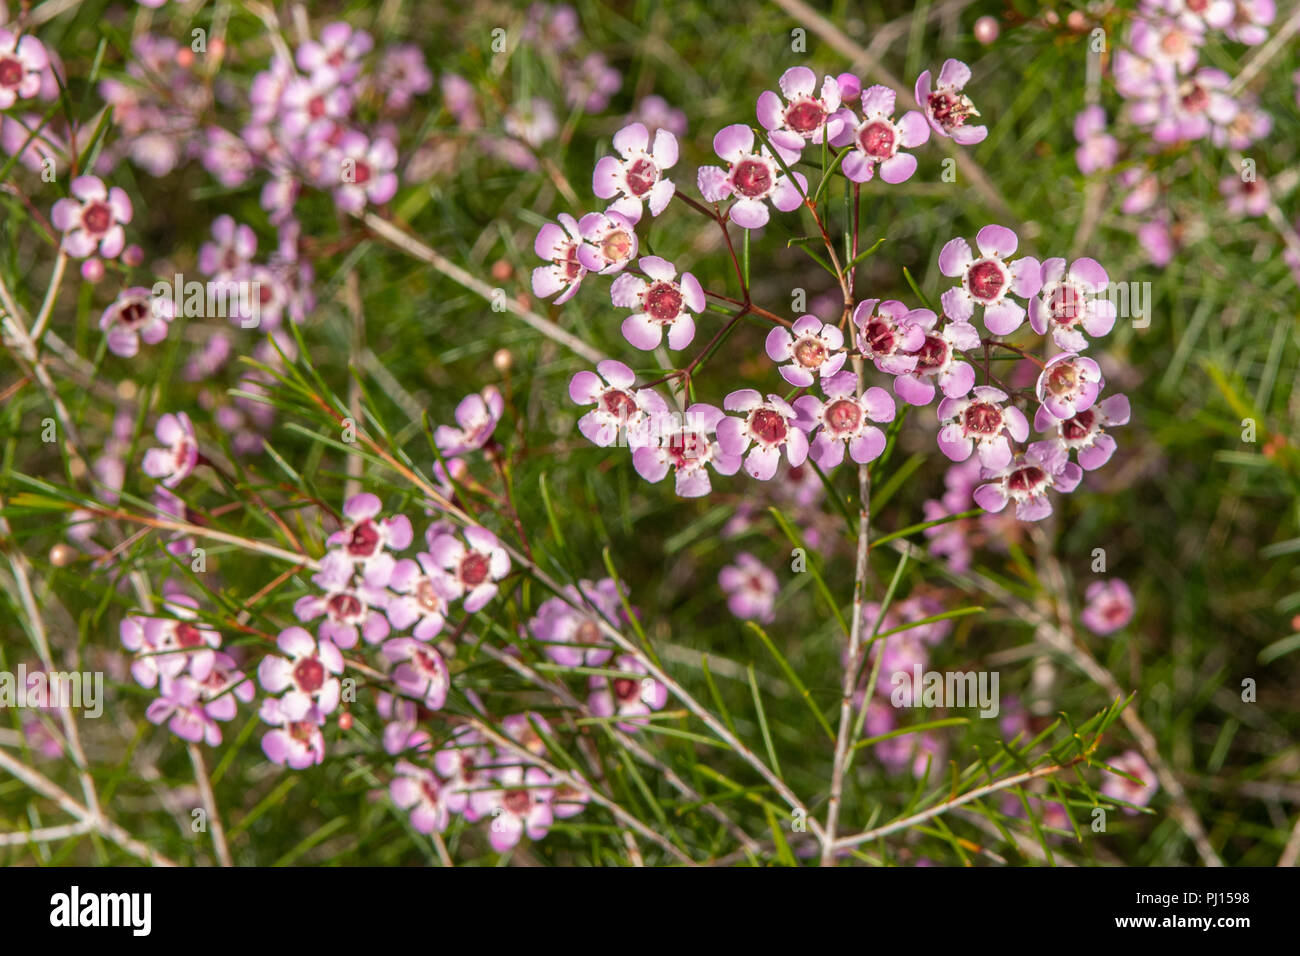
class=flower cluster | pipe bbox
[1071,0,1278,264]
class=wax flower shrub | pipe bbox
[0,1,1297,868]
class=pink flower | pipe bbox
[531,579,621,667]
[383,638,450,710]
[376,693,432,755]
[330,132,398,212]
[198,215,257,279]
[611,255,704,351]
[939,225,1042,334]
[142,412,199,488]
[147,676,224,746]
[259,699,327,769]
[386,553,454,640]
[120,591,221,688]
[716,390,808,480]
[593,122,677,223]
[1101,749,1159,811]
[485,765,554,851]
[936,385,1028,471]
[257,626,344,719]
[51,175,132,259]
[973,446,1082,521]
[891,311,979,406]
[0,29,47,108]
[1035,352,1103,420]
[577,210,638,275]
[435,386,504,456]
[1130,67,1237,144]
[1081,579,1136,635]
[697,124,807,229]
[1130,16,1203,72]
[568,360,669,448]
[100,286,173,358]
[588,655,668,730]
[427,525,511,613]
[532,213,587,304]
[391,760,450,834]
[914,59,987,144]
[1220,173,1269,217]
[1073,106,1118,175]
[1028,257,1115,351]
[756,66,845,154]
[293,551,391,648]
[765,314,847,386]
[296,21,373,87]
[837,85,929,184]
[1034,393,1131,471]
[853,299,926,375]
[433,727,494,821]
[326,493,414,577]
[1223,0,1274,45]
[794,371,895,470]
[719,552,778,622]
[632,403,741,498]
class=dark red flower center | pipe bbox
[459,551,490,587]
[1006,465,1046,494]
[915,334,949,373]
[785,99,826,133]
[865,319,896,354]
[327,593,363,620]
[748,408,788,445]
[1049,284,1082,324]
[0,57,23,88]
[825,398,862,433]
[347,519,380,557]
[613,677,640,702]
[351,160,372,184]
[176,623,203,648]
[927,90,970,129]
[668,430,707,467]
[645,281,683,322]
[625,157,658,196]
[731,158,772,198]
[857,121,896,158]
[294,657,326,693]
[575,619,601,645]
[419,779,441,805]
[1061,408,1095,441]
[503,789,531,814]
[81,201,113,235]
[967,260,1005,300]
[1180,81,1209,113]
[600,388,638,422]
[963,401,1003,435]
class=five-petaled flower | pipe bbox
[532,213,587,304]
[717,390,808,480]
[588,655,668,731]
[611,255,704,351]
[142,412,199,488]
[915,59,987,144]
[972,445,1081,521]
[427,525,511,612]
[939,225,1042,334]
[756,66,845,155]
[593,122,678,223]
[794,371,895,470]
[632,403,741,498]
[837,85,929,184]
[765,314,847,386]
[52,176,134,260]
[1028,257,1115,352]
[697,124,807,229]
[936,385,1028,471]
[568,360,668,448]
[258,626,345,719]
[1035,352,1103,421]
